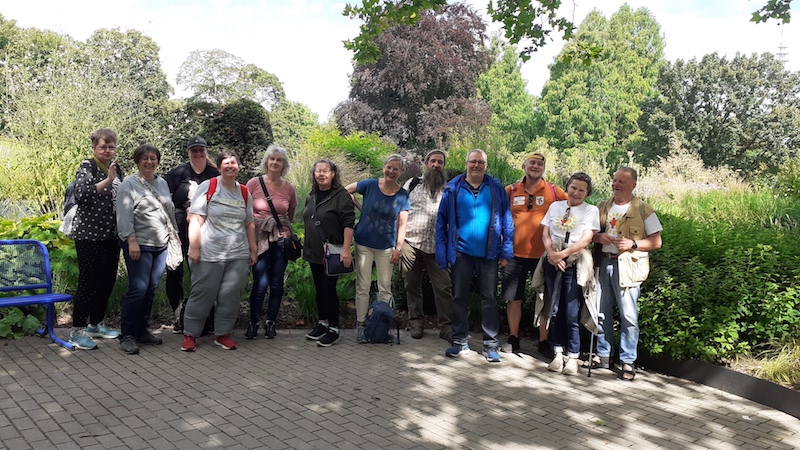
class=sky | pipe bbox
[2,0,798,121]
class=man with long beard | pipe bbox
[400,150,453,342]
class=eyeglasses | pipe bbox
[189,147,206,153]
[314,169,332,175]
[96,145,116,151]
[467,160,486,166]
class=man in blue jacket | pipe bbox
[436,149,514,362]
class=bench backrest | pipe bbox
[0,239,55,295]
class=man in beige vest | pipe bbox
[592,167,662,381]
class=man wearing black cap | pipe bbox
[163,136,219,333]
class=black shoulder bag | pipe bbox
[258,176,302,261]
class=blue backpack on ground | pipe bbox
[363,294,400,344]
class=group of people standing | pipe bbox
[67,127,661,379]
[431,149,662,380]
[68,131,296,354]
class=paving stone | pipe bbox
[2,330,800,449]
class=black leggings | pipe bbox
[165,213,190,311]
[310,263,340,328]
[73,239,120,327]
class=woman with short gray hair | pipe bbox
[244,144,297,339]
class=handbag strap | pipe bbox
[137,176,176,235]
[311,193,331,255]
[258,176,287,237]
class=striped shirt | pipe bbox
[402,177,443,254]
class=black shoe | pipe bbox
[245,323,258,340]
[172,318,184,334]
[538,340,555,360]
[500,335,520,353]
[137,331,162,345]
[120,335,139,354]
[265,320,277,339]
[305,323,328,340]
[317,329,339,347]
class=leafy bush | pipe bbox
[774,159,800,200]
[0,306,46,339]
[0,214,78,338]
[304,127,395,174]
[640,188,800,363]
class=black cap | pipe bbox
[187,136,208,149]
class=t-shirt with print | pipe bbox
[543,200,600,248]
[188,177,254,262]
[353,178,411,250]
[506,178,568,259]
[601,202,663,254]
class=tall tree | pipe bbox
[476,37,537,155]
[270,101,319,151]
[176,49,285,109]
[0,23,173,212]
[334,2,492,150]
[344,0,794,63]
[538,5,665,159]
[638,52,800,174]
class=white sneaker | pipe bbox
[562,357,579,376]
[547,353,565,373]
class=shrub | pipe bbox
[0,214,78,337]
[640,188,800,363]
[774,159,800,200]
[637,146,744,202]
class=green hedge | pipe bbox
[640,189,800,363]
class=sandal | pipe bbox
[581,355,610,369]
[621,363,636,381]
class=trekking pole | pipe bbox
[588,332,595,378]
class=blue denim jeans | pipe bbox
[450,252,500,348]
[120,244,167,338]
[543,259,581,357]
[248,245,288,324]
[596,255,640,364]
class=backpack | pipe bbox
[363,293,400,344]
[407,176,422,194]
[63,181,77,213]
[206,177,249,206]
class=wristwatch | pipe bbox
[631,240,638,250]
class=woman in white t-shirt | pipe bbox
[541,172,600,376]
[181,151,257,353]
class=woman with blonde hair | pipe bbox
[346,154,410,342]
[245,144,297,339]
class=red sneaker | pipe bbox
[181,335,196,352]
[214,334,237,350]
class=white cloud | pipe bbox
[2,0,798,118]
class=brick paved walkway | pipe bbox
[1,328,799,449]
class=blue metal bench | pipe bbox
[0,239,74,349]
